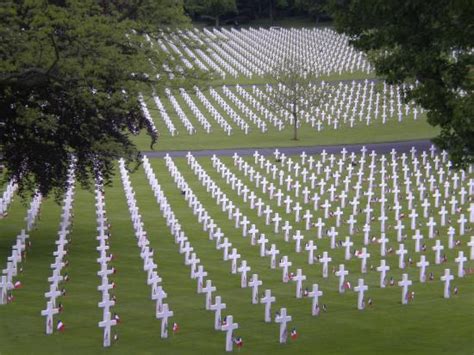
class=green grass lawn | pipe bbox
[0,151,472,354]
[132,114,438,152]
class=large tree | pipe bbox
[265,58,322,141]
[0,0,204,198]
[329,0,473,167]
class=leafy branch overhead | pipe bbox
[0,0,206,199]
[329,0,473,168]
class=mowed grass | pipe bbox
[0,153,473,354]
[132,109,438,152]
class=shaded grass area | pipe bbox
[0,153,472,354]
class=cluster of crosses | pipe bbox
[1,189,42,305]
[144,78,421,139]
[40,164,75,335]
[152,143,471,350]
[167,27,371,80]
[0,180,18,217]
[119,159,175,345]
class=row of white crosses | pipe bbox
[194,86,233,135]
[152,93,177,136]
[165,88,196,135]
[209,87,254,134]
[138,94,159,138]
[166,27,371,78]
[235,85,285,130]
[1,192,42,305]
[156,155,244,352]
[165,154,313,347]
[189,147,472,307]
[0,180,18,217]
[179,88,212,133]
[178,30,226,78]
[94,183,117,347]
[41,164,76,335]
[181,154,329,343]
[151,79,422,139]
[143,156,237,345]
[118,159,174,340]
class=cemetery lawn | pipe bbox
[132,114,438,152]
[0,155,472,355]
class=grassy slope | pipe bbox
[0,154,472,354]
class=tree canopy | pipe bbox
[0,0,204,198]
[329,0,474,167]
[185,0,237,26]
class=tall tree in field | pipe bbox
[0,0,205,198]
[185,0,237,26]
[329,0,473,167]
[265,58,321,141]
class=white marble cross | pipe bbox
[398,273,412,305]
[396,243,407,269]
[238,260,250,288]
[210,295,226,330]
[293,268,306,298]
[156,303,174,339]
[260,289,276,323]
[305,240,317,265]
[468,236,474,260]
[266,244,280,269]
[279,256,292,282]
[440,268,454,299]
[412,230,423,253]
[335,264,349,293]
[416,255,429,282]
[432,240,444,265]
[376,259,390,288]
[455,251,467,278]
[202,279,216,310]
[343,237,353,260]
[195,265,207,293]
[258,234,269,257]
[41,301,59,335]
[358,247,370,273]
[354,278,368,310]
[228,248,241,274]
[275,308,292,344]
[320,252,332,278]
[248,274,262,304]
[221,315,239,352]
[308,283,323,316]
[293,230,304,253]
[98,311,117,347]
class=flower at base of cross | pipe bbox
[172,322,180,333]
[233,336,243,348]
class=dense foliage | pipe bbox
[329,0,474,167]
[0,0,203,198]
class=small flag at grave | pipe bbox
[57,320,65,332]
[14,281,22,289]
[172,322,180,333]
[114,313,121,324]
[234,336,243,348]
[290,328,298,340]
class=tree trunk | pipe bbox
[293,110,298,141]
[215,15,220,27]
